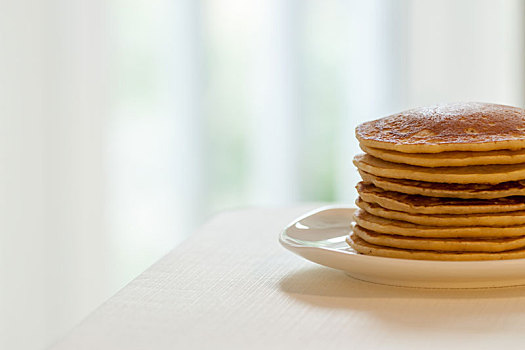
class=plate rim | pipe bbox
[279,204,525,268]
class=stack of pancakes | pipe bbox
[348,102,525,260]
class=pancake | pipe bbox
[347,234,525,261]
[353,209,525,238]
[356,182,525,214]
[353,153,525,184]
[356,102,525,153]
[356,198,525,226]
[353,225,525,252]
[360,144,525,167]
[359,170,525,199]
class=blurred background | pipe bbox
[1,0,524,349]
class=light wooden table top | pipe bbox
[51,205,525,349]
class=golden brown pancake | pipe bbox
[356,182,525,214]
[359,170,525,199]
[353,209,525,238]
[356,102,525,153]
[356,198,525,226]
[352,102,525,261]
[353,225,525,252]
[348,234,525,261]
[360,144,525,167]
[353,153,525,184]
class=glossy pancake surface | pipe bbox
[353,153,525,184]
[359,170,525,199]
[356,182,525,214]
[360,144,525,167]
[356,102,525,153]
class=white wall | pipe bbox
[407,0,525,106]
[0,0,109,348]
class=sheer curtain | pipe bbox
[1,1,523,349]
[1,0,108,348]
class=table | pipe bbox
[51,206,525,349]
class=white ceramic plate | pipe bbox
[279,205,525,288]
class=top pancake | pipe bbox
[356,102,525,153]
